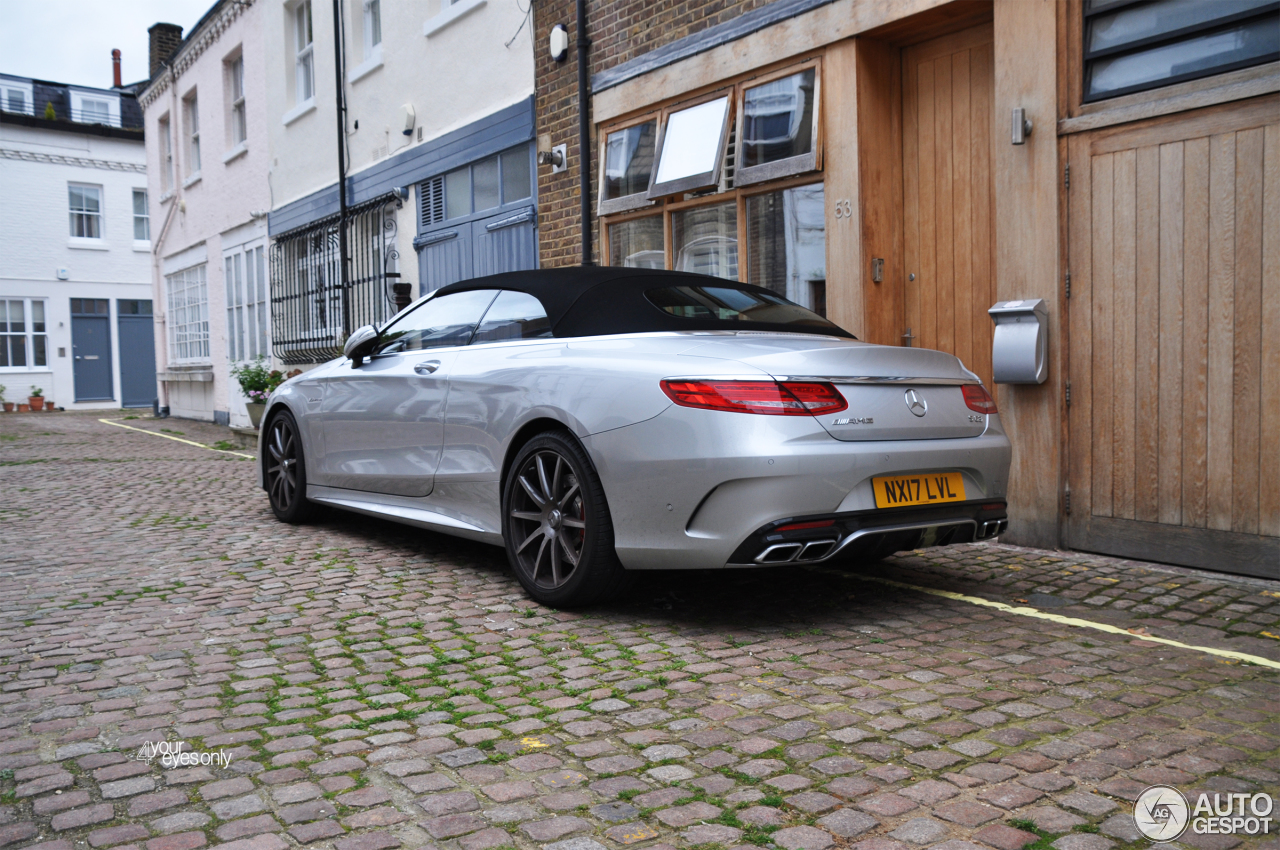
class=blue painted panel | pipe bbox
[118,315,157,407]
[72,315,113,401]
[270,96,535,236]
[418,231,472,294]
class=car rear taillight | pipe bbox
[962,384,998,414]
[660,380,847,416]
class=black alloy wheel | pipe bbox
[265,411,315,523]
[502,430,628,606]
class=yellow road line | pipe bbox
[99,419,256,459]
[848,573,1280,670]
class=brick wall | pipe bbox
[533,0,771,267]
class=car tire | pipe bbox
[502,430,629,607]
[264,409,317,524]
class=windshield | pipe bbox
[645,285,840,330]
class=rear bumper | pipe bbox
[726,500,1008,566]
[582,403,1012,570]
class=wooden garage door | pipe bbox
[902,24,996,390]
[1066,96,1280,578]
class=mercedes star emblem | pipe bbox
[904,389,928,417]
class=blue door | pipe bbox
[71,298,113,402]
[416,206,537,294]
[117,299,156,408]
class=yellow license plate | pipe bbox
[873,472,966,508]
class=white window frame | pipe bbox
[166,264,210,363]
[70,89,120,126]
[68,183,103,240]
[0,298,49,372]
[295,1,315,105]
[647,93,733,199]
[1,80,34,116]
[183,91,201,178]
[133,189,150,243]
[224,243,270,363]
[159,115,174,195]
[364,0,382,56]
[229,55,247,146]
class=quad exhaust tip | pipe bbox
[751,517,1006,565]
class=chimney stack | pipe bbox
[112,49,122,87]
[147,23,183,79]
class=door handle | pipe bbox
[414,360,441,375]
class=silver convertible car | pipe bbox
[259,268,1011,606]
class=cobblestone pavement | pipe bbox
[1,412,1277,850]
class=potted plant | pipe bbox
[230,358,286,429]
[28,386,44,412]
[0,385,10,413]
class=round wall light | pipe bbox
[549,24,569,62]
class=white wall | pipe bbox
[266,0,535,211]
[0,122,151,409]
[140,0,272,426]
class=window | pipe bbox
[648,95,732,198]
[226,245,269,362]
[738,67,818,185]
[1,81,33,115]
[599,119,657,214]
[184,92,200,175]
[745,184,826,315]
[672,201,737,280]
[69,184,103,239]
[159,115,174,193]
[118,300,153,315]
[166,264,210,362]
[0,299,48,370]
[229,56,247,144]
[646,285,836,329]
[374,290,499,354]
[471,291,552,343]
[295,1,315,104]
[607,216,664,269]
[271,200,401,364]
[439,146,533,220]
[364,0,382,57]
[599,60,826,292]
[70,90,119,126]
[1083,0,1280,101]
[133,189,150,241]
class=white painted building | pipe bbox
[0,73,156,411]
[138,1,272,425]
[263,0,539,369]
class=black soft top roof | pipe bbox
[432,267,854,339]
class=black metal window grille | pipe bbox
[1082,0,1279,102]
[270,194,404,364]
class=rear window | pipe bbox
[646,285,839,330]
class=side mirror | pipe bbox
[343,325,379,366]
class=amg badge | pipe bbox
[832,417,874,425]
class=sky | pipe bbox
[0,0,214,89]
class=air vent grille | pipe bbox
[420,176,445,227]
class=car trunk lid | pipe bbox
[681,338,987,441]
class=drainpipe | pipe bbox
[151,60,183,416]
[576,0,592,265]
[332,0,352,333]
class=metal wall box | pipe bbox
[988,298,1048,384]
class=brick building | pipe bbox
[532,0,1279,577]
